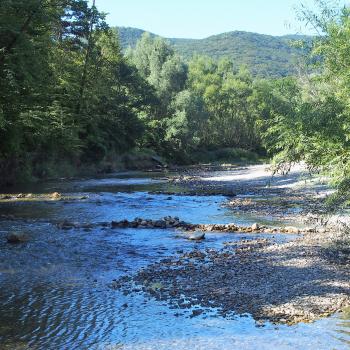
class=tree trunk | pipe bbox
[76,0,96,115]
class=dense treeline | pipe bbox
[0,0,151,183]
[0,0,263,183]
[117,26,311,77]
[2,0,350,206]
[126,34,261,161]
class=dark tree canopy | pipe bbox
[1,0,350,207]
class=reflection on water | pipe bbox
[0,171,349,349]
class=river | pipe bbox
[0,169,349,349]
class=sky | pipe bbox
[93,0,327,38]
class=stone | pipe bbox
[251,223,260,231]
[303,227,316,233]
[130,221,139,228]
[50,192,61,199]
[172,220,180,227]
[154,220,166,228]
[111,221,119,228]
[187,232,205,241]
[118,220,129,227]
[81,223,94,229]
[284,226,300,234]
[190,309,203,317]
[6,233,28,243]
[58,220,76,230]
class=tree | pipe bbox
[258,1,350,206]
[187,56,259,151]
[127,33,187,153]
[0,0,152,183]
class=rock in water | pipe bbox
[6,233,28,243]
[50,192,61,199]
[187,232,205,241]
[284,226,300,234]
[154,220,166,228]
[251,223,260,231]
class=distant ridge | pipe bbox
[117,26,312,77]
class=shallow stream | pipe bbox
[0,170,349,349]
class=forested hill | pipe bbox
[117,27,311,77]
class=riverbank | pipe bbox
[114,164,350,324]
[0,148,261,188]
[0,149,168,188]
[116,228,349,324]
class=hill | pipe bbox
[117,27,312,77]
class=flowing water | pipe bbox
[0,170,349,350]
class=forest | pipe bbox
[1,0,350,205]
[117,26,311,77]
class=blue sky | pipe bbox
[93,0,331,38]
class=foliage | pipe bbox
[127,35,261,161]
[255,1,350,206]
[117,26,312,77]
[0,0,150,183]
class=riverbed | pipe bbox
[0,166,349,349]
